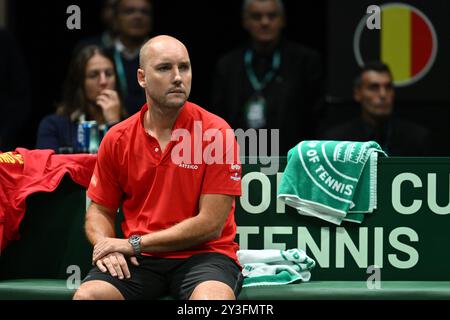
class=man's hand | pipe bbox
[95,252,139,280]
[93,237,134,263]
[96,89,121,124]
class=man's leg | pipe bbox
[170,252,243,300]
[73,256,168,300]
[189,280,235,300]
[73,280,124,300]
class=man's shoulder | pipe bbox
[111,111,140,130]
[216,46,246,67]
[185,102,232,131]
[321,118,362,139]
[282,39,321,61]
[103,112,140,143]
[394,118,429,137]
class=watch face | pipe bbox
[129,235,141,255]
[130,235,140,244]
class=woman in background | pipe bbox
[36,45,126,153]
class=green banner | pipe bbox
[235,157,450,281]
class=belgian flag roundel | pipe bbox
[353,3,437,87]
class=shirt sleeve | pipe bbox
[201,128,242,196]
[87,132,122,210]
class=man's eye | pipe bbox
[179,64,190,71]
[158,65,171,71]
[250,13,262,20]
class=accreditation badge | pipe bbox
[245,95,267,129]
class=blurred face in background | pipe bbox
[116,0,152,41]
[354,71,395,119]
[243,0,285,45]
[101,0,117,33]
[84,53,116,103]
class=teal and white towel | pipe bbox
[278,140,386,225]
[237,249,316,287]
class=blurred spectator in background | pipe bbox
[75,0,152,116]
[36,45,126,153]
[76,0,119,50]
[0,29,31,151]
[108,0,153,115]
[321,62,430,156]
[212,0,323,155]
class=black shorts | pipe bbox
[82,252,243,300]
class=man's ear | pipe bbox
[137,68,146,88]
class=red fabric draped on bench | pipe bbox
[0,148,96,252]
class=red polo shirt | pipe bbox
[87,102,242,263]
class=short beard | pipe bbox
[164,98,186,109]
[154,95,187,110]
[148,92,185,108]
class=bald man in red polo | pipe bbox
[74,35,243,300]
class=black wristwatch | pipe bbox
[128,235,141,256]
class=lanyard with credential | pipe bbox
[244,49,281,92]
[114,49,128,97]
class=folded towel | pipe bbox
[278,140,386,225]
[237,249,316,287]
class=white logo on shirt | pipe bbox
[230,164,241,170]
[178,163,199,170]
[230,172,241,181]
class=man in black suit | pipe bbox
[322,62,430,156]
[212,0,323,155]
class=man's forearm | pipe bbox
[85,203,117,246]
[139,194,232,254]
[140,214,221,253]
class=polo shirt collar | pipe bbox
[139,102,191,136]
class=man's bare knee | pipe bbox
[189,280,236,300]
[73,287,95,300]
[73,280,124,300]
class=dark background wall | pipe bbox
[7,0,326,149]
[4,0,450,154]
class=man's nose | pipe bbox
[260,15,271,25]
[378,86,388,99]
[173,68,182,84]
